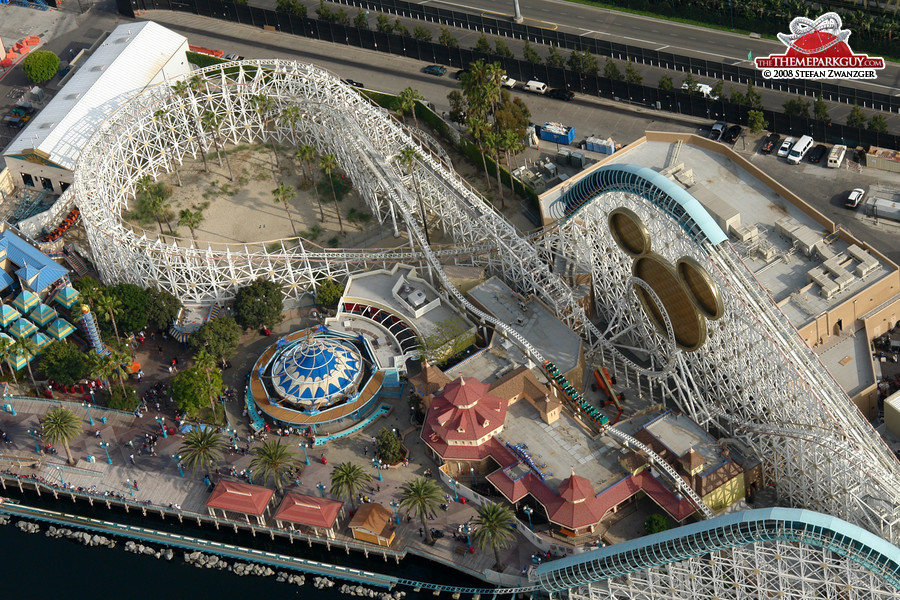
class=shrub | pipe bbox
[376,428,404,464]
[645,513,670,534]
[108,385,140,411]
[233,278,284,331]
[22,50,60,84]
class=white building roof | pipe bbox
[4,21,187,171]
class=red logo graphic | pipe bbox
[755,13,883,78]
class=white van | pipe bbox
[682,82,719,100]
[523,80,547,94]
[827,144,847,168]
[787,135,813,164]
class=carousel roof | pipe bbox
[271,336,362,402]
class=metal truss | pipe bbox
[75,59,900,555]
[539,192,900,546]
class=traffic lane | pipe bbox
[423,0,900,93]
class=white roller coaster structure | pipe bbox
[74,59,900,595]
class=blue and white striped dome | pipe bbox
[271,337,362,408]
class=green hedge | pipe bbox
[186,51,228,68]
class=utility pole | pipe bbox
[513,0,523,23]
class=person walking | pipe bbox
[129,454,135,465]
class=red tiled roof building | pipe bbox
[206,480,275,525]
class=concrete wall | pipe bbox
[4,157,71,195]
[701,472,745,511]
[0,167,15,200]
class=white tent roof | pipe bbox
[4,21,187,171]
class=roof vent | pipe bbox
[91,65,105,72]
[40,122,55,129]
[65,93,80,100]
[406,288,427,308]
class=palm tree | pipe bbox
[296,145,325,221]
[42,406,83,465]
[484,129,505,209]
[280,104,302,144]
[250,439,300,491]
[397,147,430,246]
[171,79,209,173]
[251,94,280,176]
[200,109,234,181]
[86,348,128,399]
[467,114,493,191]
[178,205,206,248]
[12,335,39,396]
[397,87,425,130]
[471,501,517,569]
[179,428,226,473]
[319,153,345,234]
[95,291,122,342]
[108,342,132,397]
[329,461,372,510]
[0,336,17,385]
[272,182,298,237]
[76,279,103,310]
[193,348,220,416]
[153,109,182,187]
[398,476,443,544]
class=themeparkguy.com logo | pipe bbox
[754,12,884,80]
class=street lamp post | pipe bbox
[100,441,112,464]
[299,442,310,465]
[523,505,533,530]
[125,479,134,497]
[317,482,326,498]
[55,466,65,488]
[27,428,40,453]
[390,500,400,525]
[156,415,167,438]
[449,477,459,502]
[376,460,383,481]
[3,402,15,416]
[173,454,184,477]
[82,401,95,426]
[470,467,476,487]
[463,522,471,547]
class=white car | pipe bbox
[777,137,796,158]
[844,188,865,209]
[500,75,517,88]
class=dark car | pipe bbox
[342,79,364,88]
[760,133,780,154]
[547,88,575,101]
[808,144,827,163]
[723,125,743,144]
[423,65,447,76]
[453,69,468,80]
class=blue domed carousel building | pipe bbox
[248,328,387,438]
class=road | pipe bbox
[423,0,900,94]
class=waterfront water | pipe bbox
[0,489,490,599]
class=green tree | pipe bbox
[447,90,468,125]
[399,477,443,544]
[658,75,673,91]
[146,287,181,331]
[179,428,226,473]
[729,87,746,105]
[12,335,40,395]
[438,28,458,48]
[847,103,867,128]
[744,82,762,109]
[334,8,350,25]
[376,428,403,464]
[296,144,325,222]
[393,19,409,37]
[711,80,724,100]
[178,204,206,248]
[192,349,221,416]
[569,49,599,75]
[814,94,831,123]
[42,406,82,465]
[398,87,425,130]
[522,41,541,64]
[645,513,670,534]
[330,462,372,510]
[376,14,393,33]
[105,283,150,336]
[0,336,16,384]
[783,96,811,118]
[73,276,102,309]
[472,501,517,569]
[319,153,345,234]
[233,278,285,331]
[276,0,306,16]
[86,350,124,398]
[599,57,620,80]
[624,61,642,84]
[546,46,565,68]
[272,182,298,237]
[39,341,88,387]
[682,73,699,94]
[353,9,368,28]
[250,439,300,491]
[315,0,332,20]
[398,146,431,245]
[747,110,768,134]
[316,278,345,309]
[473,34,492,54]
[190,316,242,360]
[417,318,475,366]
[171,365,222,419]
[95,291,122,342]
[494,38,514,59]
[868,114,888,133]
[412,25,432,41]
[22,50,60,84]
